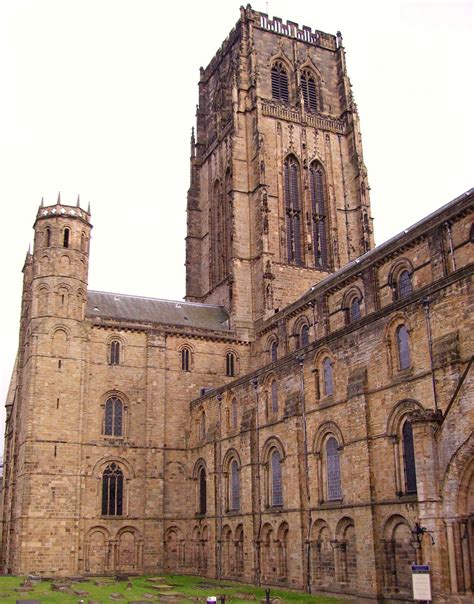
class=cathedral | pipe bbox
[1,5,473,602]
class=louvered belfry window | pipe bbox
[102,463,124,515]
[301,70,318,112]
[309,162,329,268]
[104,396,123,437]
[271,62,289,103]
[326,437,342,500]
[284,156,303,265]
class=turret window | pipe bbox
[101,463,124,516]
[63,228,70,248]
[226,351,237,377]
[45,227,51,247]
[271,62,289,103]
[110,340,121,365]
[104,396,123,437]
[284,155,303,265]
[181,346,192,371]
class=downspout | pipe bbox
[298,356,313,593]
[215,394,223,580]
[251,378,262,586]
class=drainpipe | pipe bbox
[216,394,223,580]
[298,356,312,593]
[251,377,262,586]
[422,298,438,411]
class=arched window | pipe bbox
[45,227,51,247]
[397,270,413,299]
[101,463,123,516]
[110,340,120,365]
[271,380,278,415]
[322,357,334,396]
[231,398,238,430]
[301,69,318,112]
[284,156,303,265]
[200,411,206,440]
[326,437,342,500]
[198,466,207,515]
[271,61,289,103]
[396,325,410,370]
[270,449,283,506]
[230,459,240,511]
[309,162,328,268]
[270,339,278,363]
[104,396,123,437]
[181,347,191,371]
[226,351,236,377]
[348,296,361,323]
[300,323,310,347]
[81,232,86,252]
[402,421,417,494]
[63,228,70,248]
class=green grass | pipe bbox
[0,573,343,603]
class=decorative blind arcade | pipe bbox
[309,163,328,268]
[284,156,303,265]
[271,62,289,103]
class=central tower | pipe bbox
[185,5,374,334]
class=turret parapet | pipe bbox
[35,198,91,224]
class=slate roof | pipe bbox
[86,290,230,332]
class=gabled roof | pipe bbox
[86,290,230,332]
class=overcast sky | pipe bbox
[0,0,472,443]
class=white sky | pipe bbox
[0,0,472,444]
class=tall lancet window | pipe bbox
[309,162,329,269]
[271,62,289,103]
[284,156,303,266]
[301,70,318,112]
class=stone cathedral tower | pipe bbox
[186,5,374,334]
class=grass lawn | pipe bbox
[0,573,343,603]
